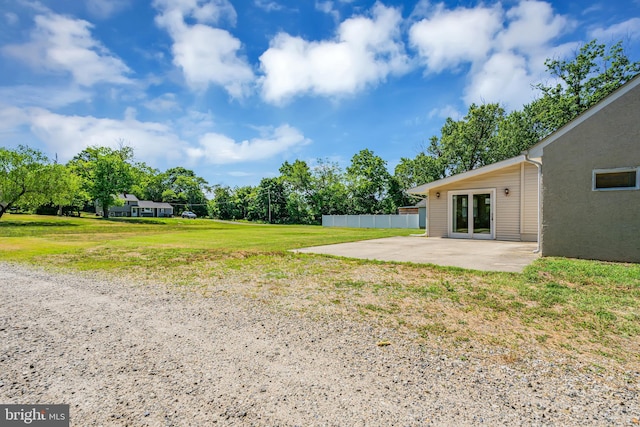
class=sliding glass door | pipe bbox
[449,189,495,239]
[452,194,469,234]
[472,193,492,237]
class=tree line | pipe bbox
[1,40,638,222]
[0,144,213,220]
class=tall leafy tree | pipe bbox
[394,153,445,192]
[494,108,545,160]
[346,149,391,214]
[279,160,312,195]
[160,167,211,217]
[535,39,640,134]
[279,160,314,224]
[207,185,242,220]
[68,146,135,218]
[249,178,288,223]
[392,153,445,209]
[0,146,76,219]
[428,103,506,176]
[233,186,255,220]
[129,162,162,201]
[308,159,348,220]
[50,165,89,215]
[381,175,408,214]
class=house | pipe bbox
[132,200,174,218]
[408,75,640,263]
[525,75,640,263]
[408,156,539,242]
[96,194,174,218]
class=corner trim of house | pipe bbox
[524,152,542,254]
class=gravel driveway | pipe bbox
[0,263,637,426]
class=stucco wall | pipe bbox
[540,84,640,262]
[427,163,538,241]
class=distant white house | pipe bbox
[96,194,174,218]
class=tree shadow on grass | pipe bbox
[0,221,79,227]
[103,218,169,225]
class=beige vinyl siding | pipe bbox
[427,164,528,241]
[428,190,448,237]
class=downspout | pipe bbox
[523,151,542,254]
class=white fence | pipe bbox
[322,214,419,229]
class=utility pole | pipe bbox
[268,188,271,223]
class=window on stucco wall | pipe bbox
[592,167,639,191]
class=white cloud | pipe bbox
[465,1,572,109]
[154,0,237,26]
[409,1,579,111]
[259,3,410,103]
[171,24,254,96]
[22,108,186,164]
[4,12,18,25]
[2,13,132,86]
[154,0,254,97]
[408,0,432,20]
[0,85,91,109]
[0,105,307,167]
[409,4,503,72]
[0,106,30,134]
[143,93,181,112]
[497,0,569,52]
[428,105,463,121]
[86,0,130,19]
[590,18,640,41]
[464,52,531,109]
[175,110,216,138]
[254,0,284,12]
[316,1,340,22]
[187,124,310,164]
[228,171,254,177]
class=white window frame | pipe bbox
[592,167,640,191]
[447,188,496,240]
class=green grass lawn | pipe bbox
[1,214,638,372]
[0,214,411,259]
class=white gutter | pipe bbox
[523,151,542,254]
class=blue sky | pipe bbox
[1,0,639,188]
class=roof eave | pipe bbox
[407,155,526,195]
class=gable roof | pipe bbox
[527,74,640,159]
[407,155,526,195]
[399,199,427,209]
[119,193,139,202]
[137,201,173,209]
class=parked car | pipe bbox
[181,211,197,219]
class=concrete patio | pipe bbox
[294,236,539,273]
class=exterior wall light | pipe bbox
[436,192,441,199]
[504,188,510,196]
